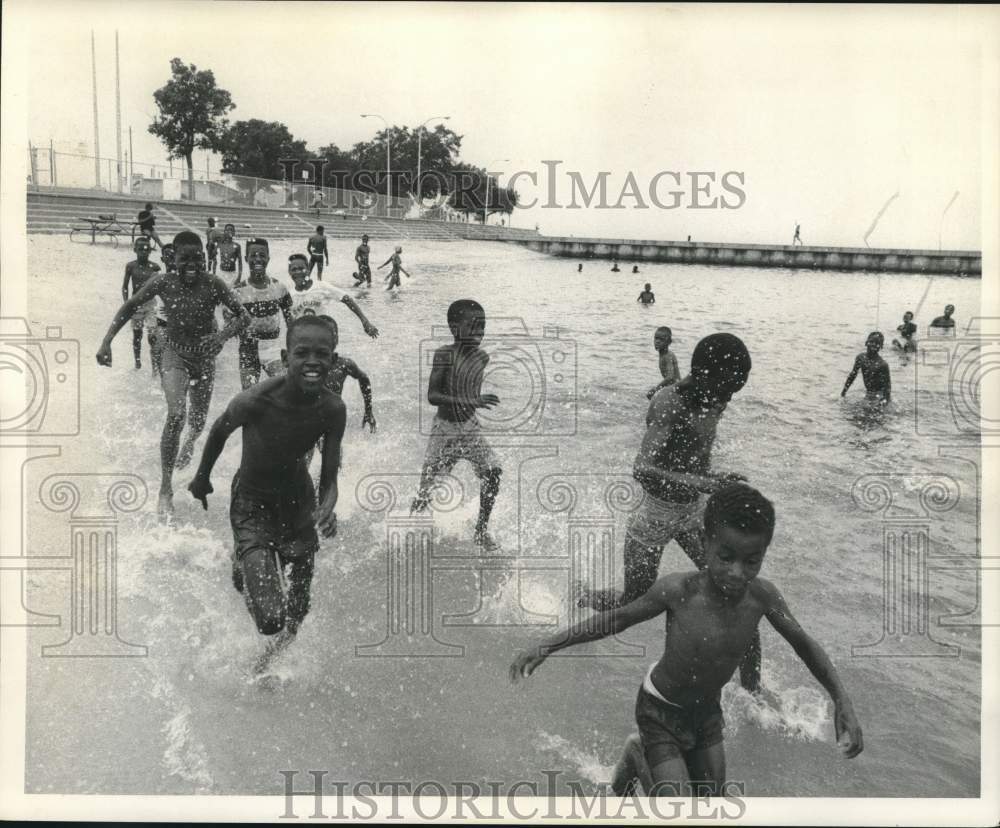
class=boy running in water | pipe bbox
[121,236,161,370]
[646,326,681,399]
[577,333,760,691]
[892,311,917,353]
[511,483,864,796]
[307,225,329,280]
[188,315,346,674]
[206,217,223,275]
[230,238,294,388]
[287,254,380,337]
[217,223,243,287]
[637,283,655,305]
[96,231,250,517]
[411,300,502,550]
[379,246,410,290]
[355,234,372,285]
[841,332,891,403]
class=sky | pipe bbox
[11,1,998,249]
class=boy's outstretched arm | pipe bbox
[188,395,252,509]
[759,579,864,757]
[377,257,393,269]
[97,274,164,364]
[340,295,379,338]
[121,265,132,303]
[510,577,676,682]
[841,356,861,396]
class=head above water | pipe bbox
[654,326,673,350]
[644,283,652,291]
[703,483,775,597]
[395,246,402,254]
[689,333,751,403]
[903,311,914,322]
[245,237,270,274]
[362,234,369,242]
[866,331,884,351]
[447,299,486,344]
[944,304,955,315]
[283,316,337,394]
[172,231,205,283]
[133,236,152,256]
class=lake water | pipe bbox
[22,234,982,797]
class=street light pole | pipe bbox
[415,115,450,202]
[484,158,510,226]
[361,113,390,212]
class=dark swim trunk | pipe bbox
[159,336,216,383]
[634,683,725,766]
[229,474,319,562]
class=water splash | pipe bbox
[721,669,830,743]
[536,731,616,785]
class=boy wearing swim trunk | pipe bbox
[188,316,346,673]
[411,299,502,550]
[511,483,864,796]
[122,236,161,370]
[578,333,760,691]
[841,331,891,403]
[217,224,243,286]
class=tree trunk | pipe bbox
[186,152,194,201]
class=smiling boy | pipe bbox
[646,326,681,399]
[841,332,891,403]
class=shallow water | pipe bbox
[22,235,981,796]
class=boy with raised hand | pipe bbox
[578,333,761,691]
[511,483,863,797]
[307,225,329,280]
[646,326,681,399]
[188,316,346,674]
[217,223,243,287]
[121,235,161,370]
[378,246,411,290]
[286,254,380,338]
[841,332,891,404]
[96,231,250,518]
[411,299,502,550]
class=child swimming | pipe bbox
[511,483,864,796]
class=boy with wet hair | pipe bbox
[217,223,243,286]
[411,299,502,550]
[512,483,864,797]
[841,332,891,403]
[646,326,681,399]
[638,283,655,305]
[188,315,346,673]
[122,236,162,370]
[307,225,329,280]
[930,304,957,334]
[578,333,760,691]
[97,230,250,517]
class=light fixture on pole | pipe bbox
[484,158,510,226]
[415,115,450,202]
[361,113,391,207]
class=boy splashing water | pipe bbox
[411,299,502,550]
[188,316,346,674]
[511,483,863,796]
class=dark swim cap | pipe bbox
[690,333,751,390]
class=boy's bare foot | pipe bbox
[473,529,501,552]
[175,438,196,470]
[610,734,651,796]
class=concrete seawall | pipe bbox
[515,236,981,276]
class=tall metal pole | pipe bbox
[91,31,101,188]
[129,126,134,187]
[115,30,122,193]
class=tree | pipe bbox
[219,119,310,203]
[148,58,235,201]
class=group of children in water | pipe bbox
[98,220,971,797]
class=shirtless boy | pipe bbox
[578,333,760,691]
[188,316,346,673]
[121,236,161,370]
[646,326,681,399]
[307,225,329,280]
[217,224,243,287]
[379,246,410,290]
[892,311,917,353]
[638,284,655,305]
[930,304,957,334]
[96,231,250,517]
[511,483,863,796]
[354,234,372,286]
[841,332,891,403]
[411,299,502,550]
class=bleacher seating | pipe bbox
[26,189,540,246]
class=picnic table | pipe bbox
[70,214,140,248]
